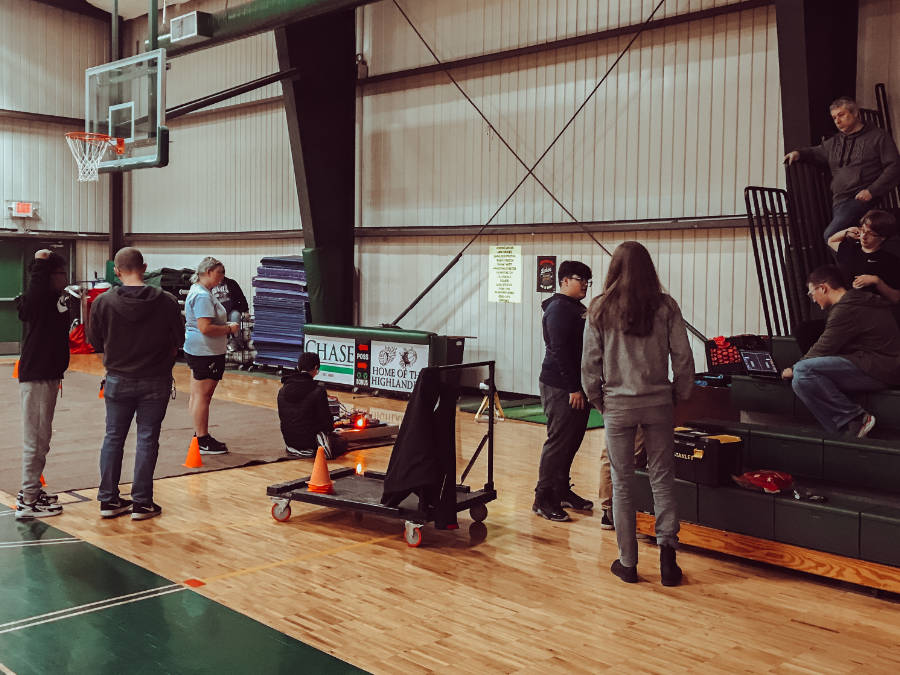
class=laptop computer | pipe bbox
[739,349,781,379]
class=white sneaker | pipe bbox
[16,494,63,519]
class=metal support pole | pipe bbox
[148,0,158,50]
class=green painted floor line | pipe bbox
[0,506,366,675]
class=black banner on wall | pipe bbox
[536,256,556,293]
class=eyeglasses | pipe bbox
[807,285,822,299]
[568,274,592,288]
[860,225,884,238]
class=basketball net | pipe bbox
[65,132,125,182]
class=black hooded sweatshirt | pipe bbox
[798,123,900,205]
[539,293,587,393]
[277,371,334,450]
[88,285,184,378]
[15,256,70,383]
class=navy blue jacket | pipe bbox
[539,293,586,393]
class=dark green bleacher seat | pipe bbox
[630,469,697,523]
[861,506,900,567]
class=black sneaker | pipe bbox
[285,446,315,458]
[611,559,638,583]
[132,502,162,520]
[18,489,59,506]
[532,500,571,522]
[15,494,63,520]
[198,435,228,455]
[316,432,334,460]
[560,486,593,511]
[100,498,133,519]
[600,509,615,530]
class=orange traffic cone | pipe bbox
[40,474,46,487]
[307,447,334,494]
[183,436,203,468]
[12,360,19,379]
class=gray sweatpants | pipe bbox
[20,379,60,502]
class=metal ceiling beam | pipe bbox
[32,0,110,21]
[152,0,378,57]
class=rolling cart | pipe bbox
[267,361,498,547]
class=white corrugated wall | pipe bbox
[356,1,783,393]
[359,2,783,227]
[124,13,300,235]
[858,0,900,138]
[0,0,110,234]
[362,0,755,76]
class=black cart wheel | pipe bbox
[271,502,291,522]
[404,522,423,547]
[469,503,488,523]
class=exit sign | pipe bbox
[7,201,35,217]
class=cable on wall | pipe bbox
[385,0,705,342]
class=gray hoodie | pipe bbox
[581,295,695,411]
[798,123,900,204]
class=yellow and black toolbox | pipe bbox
[673,427,743,486]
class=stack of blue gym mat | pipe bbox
[250,255,308,369]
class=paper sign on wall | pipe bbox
[489,245,522,303]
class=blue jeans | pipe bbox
[791,357,887,434]
[823,198,871,243]
[604,404,679,568]
[98,374,171,505]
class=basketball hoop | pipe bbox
[65,132,125,182]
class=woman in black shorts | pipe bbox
[183,257,239,454]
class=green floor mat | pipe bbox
[495,405,604,428]
[458,396,542,413]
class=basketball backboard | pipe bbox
[85,48,168,172]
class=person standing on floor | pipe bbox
[14,250,70,519]
[89,247,184,520]
[184,256,240,455]
[582,241,695,586]
[533,260,594,522]
[211,274,250,349]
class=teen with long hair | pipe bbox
[582,242,694,585]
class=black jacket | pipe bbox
[277,372,333,450]
[381,367,459,529]
[89,285,184,378]
[539,293,587,392]
[799,123,900,204]
[15,256,70,382]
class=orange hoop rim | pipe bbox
[65,131,126,155]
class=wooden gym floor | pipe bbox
[2,354,900,674]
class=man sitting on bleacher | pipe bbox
[782,265,900,437]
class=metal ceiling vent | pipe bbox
[170,11,214,45]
